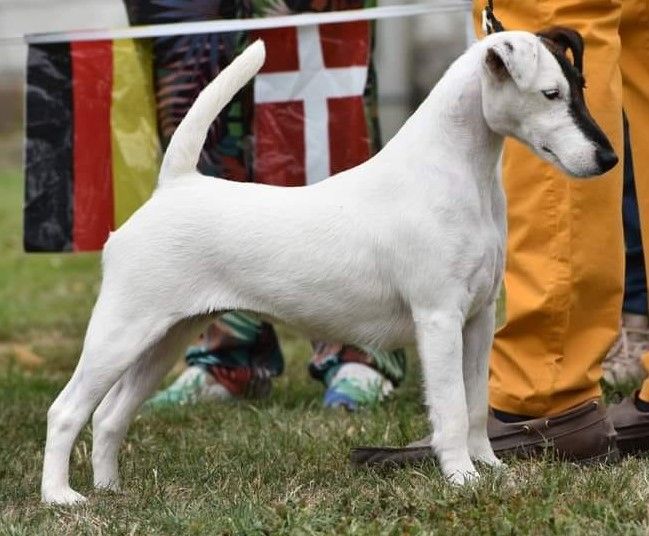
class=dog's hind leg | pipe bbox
[462,304,502,467]
[41,292,178,505]
[91,317,209,491]
[414,308,478,485]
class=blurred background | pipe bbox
[0,0,469,171]
[0,0,467,370]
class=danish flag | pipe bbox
[253,21,372,186]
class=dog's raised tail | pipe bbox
[158,40,266,184]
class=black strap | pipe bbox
[484,0,505,34]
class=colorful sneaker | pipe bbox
[602,313,649,386]
[143,365,232,409]
[323,362,394,411]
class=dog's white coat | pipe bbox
[41,32,611,505]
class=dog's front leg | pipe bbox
[414,309,478,485]
[462,304,502,467]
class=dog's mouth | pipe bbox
[540,144,567,170]
[540,144,564,169]
[540,144,596,178]
[541,145,557,158]
[540,144,571,175]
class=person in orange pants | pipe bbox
[481,0,649,459]
[351,0,649,465]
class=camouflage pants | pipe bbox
[186,312,406,396]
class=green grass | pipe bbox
[1,170,649,534]
[0,170,101,370]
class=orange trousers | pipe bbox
[472,0,649,416]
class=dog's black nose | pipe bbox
[596,149,619,173]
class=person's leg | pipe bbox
[620,115,648,318]
[472,0,624,418]
[146,313,284,407]
[618,0,649,403]
[602,113,649,386]
[123,1,287,408]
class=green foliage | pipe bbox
[1,170,649,534]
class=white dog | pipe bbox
[41,28,617,505]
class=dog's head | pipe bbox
[480,28,617,178]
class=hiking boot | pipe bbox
[608,393,649,455]
[602,313,649,386]
[350,398,619,466]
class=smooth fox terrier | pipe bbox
[42,28,617,504]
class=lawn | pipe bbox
[1,169,649,535]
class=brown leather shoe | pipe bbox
[350,435,433,466]
[350,398,619,466]
[608,393,649,455]
[488,399,618,463]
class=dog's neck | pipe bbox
[382,42,503,185]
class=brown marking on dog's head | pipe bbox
[538,27,584,75]
[485,47,508,81]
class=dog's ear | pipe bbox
[537,26,584,74]
[484,35,539,90]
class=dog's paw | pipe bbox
[94,479,121,493]
[444,463,480,486]
[475,453,506,468]
[469,444,504,468]
[42,487,87,506]
[468,434,504,467]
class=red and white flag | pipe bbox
[253,21,372,186]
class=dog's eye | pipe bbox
[542,89,561,100]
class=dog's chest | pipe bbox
[466,228,504,314]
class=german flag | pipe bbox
[24,39,160,252]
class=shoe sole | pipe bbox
[496,439,620,466]
[577,445,620,465]
[617,436,649,457]
[350,441,620,468]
